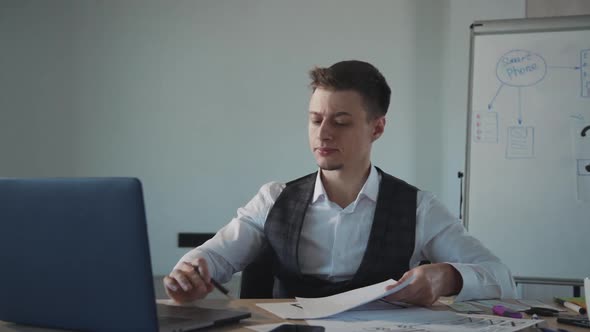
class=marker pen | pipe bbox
[554,297,587,315]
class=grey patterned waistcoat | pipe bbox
[263,167,417,298]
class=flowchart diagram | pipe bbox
[472,48,590,200]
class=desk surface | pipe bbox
[0,298,587,332]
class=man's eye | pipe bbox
[335,122,350,126]
[310,119,322,125]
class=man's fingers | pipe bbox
[195,257,211,282]
[385,272,412,291]
[170,269,193,291]
[384,272,417,302]
[179,260,212,292]
[163,276,179,292]
[164,265,214,304]
[179,260,210,282]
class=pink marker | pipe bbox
[492,305,523,319]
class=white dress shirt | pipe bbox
[175,166,517,301]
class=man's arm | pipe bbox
[420,221,518,302]
[386,192,517,305]
[414,192,517,301]
[164,181,285,302]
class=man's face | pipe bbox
[308,88,384,172]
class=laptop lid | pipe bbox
[0,178,249,332]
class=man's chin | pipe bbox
[317,163,344,171]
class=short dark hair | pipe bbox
[309,60,391,119]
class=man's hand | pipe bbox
[384,263,463,306]
[163,258,215,303]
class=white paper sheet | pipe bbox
[257,276,414,319]
[256,302,305,319]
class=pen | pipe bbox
[554,297,587,315]
[193,265,233,299]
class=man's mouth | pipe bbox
[316,147,338,156]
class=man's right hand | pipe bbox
[163,258,214,303]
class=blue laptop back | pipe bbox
[0,178,158,331]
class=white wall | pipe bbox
[0,0,525,275]
[434,0,527,216]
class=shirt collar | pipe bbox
[311,165,380,204]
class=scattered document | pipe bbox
[517,299,564,311]
[466,299,528,312]
[256,302,307,320]
[448,301,485,313]
[308,307,541,332]
[257,276,414,319]
[308,306,455,326]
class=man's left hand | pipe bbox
[384,263,463,306]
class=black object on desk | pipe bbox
[525,307,560,317]
[270,324,325,332]
[557,316,590,329]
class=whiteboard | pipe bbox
[465,16,590,279]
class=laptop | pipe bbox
[0,178,250,332]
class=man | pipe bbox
[164,60,517,306]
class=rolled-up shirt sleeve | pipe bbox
[172,182,285,283]
[413,192,518,301]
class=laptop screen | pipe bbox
[0,178,159,331]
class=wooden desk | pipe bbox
[1,298,587,331]
[177,299,590,332]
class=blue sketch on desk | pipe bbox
[496,50,547,88]
[506,126,535,159]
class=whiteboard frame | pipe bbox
[464,15,590,230]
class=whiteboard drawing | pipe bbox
[570,115,590,201]
[487,49,585,125]
[506,126,534,159]
[496,50,547,88]
[488,50,548,126]
[472,111,498,143]
[582,49,589,97]
[578,159,590,176]
[475,49,588,161]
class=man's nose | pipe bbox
[318,121,333,140]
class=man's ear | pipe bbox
[371,116,386,142]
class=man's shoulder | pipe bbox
[257,181,286,200]
[256,170,317,201]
